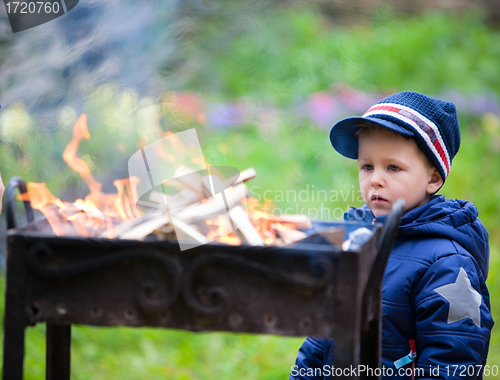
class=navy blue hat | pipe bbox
[329,91,461,182]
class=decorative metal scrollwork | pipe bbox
[26,244,334,317]
[26,243,183,312]
[183,252,334,316]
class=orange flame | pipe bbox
[62,114,101,194]
[205,214,241,245]
[23,110,288,245]
[245,198,279,244]
[26,114,142,237]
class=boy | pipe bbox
[290,91,494,379]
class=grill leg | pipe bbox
[46,324,71,380]
[360,319,381,380]
[334,253,361,378]
[2,302,26,380]
[3,237,29,380]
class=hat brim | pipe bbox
[329,116,415,159]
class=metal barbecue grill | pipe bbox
[2,176,404,380]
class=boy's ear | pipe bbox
[427,168,443,194]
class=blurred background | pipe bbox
[1,0,500,378]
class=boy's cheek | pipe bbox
[358,179,369,200]
[359,189,368,203]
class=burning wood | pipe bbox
[21,114,339,249]
[272,223,308,245]
[146,188,200,210]
[174,183,248,223]
[226,167,256,187]
[172,165,204,195]
[229,206,265,246]
[100,213,157,239]
[119,213,171,240]
[171,216,210,244]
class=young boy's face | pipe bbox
[357,127,443,217]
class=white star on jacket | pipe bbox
[434,267,482,327]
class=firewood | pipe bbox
[135,199,168,211]
[100,213,157,238]
[171,165,204,195]
[119,213,171,240]
[200,167,256,199]
[201,174,226,199]
[228,206,265,246]
[202,167,255,200]
[171,216,210,244]
[248,213,312,232]
[271,223,307,244]
[148,188,200,209]
[173,184,248,223]
[224,167,257,187]
[272,214,312,229]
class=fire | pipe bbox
[21,182,107,237]
[247,210,278,245]
[207,215,241,245]
[22,113,305,246]
[24,114,142,237]
[22,114,250,241]
[62,114,101,194]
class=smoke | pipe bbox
[0,0,178,126]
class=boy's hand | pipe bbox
[0,172,4,213]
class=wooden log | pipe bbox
[272,214,312,229]
[271,223,308,244]
[148,189,200,209]
[248,212,312,230]
[174,184,248,223]
[201,174,226,199]
[225,167,257,187]
[100,213,157,238]
[119,213,171,240]
[228,206,265,246]
[171,216,210,244]
[171,165,204,195]
[202,167,255,199]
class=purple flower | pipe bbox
[307,92,337,128]
[208,103,244,129]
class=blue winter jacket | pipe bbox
[290,195,494,379]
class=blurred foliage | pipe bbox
[2,4,500,379]
[172,4,500,103]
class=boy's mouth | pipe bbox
[371,194,388,203]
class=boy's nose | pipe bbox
[370,169,385,187]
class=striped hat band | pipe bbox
[363,103,451,179]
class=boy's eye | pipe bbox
[363,164,373,170]
[388,165,400,171]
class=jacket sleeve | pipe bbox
[412,250,494,379]
[290,337,332,380]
